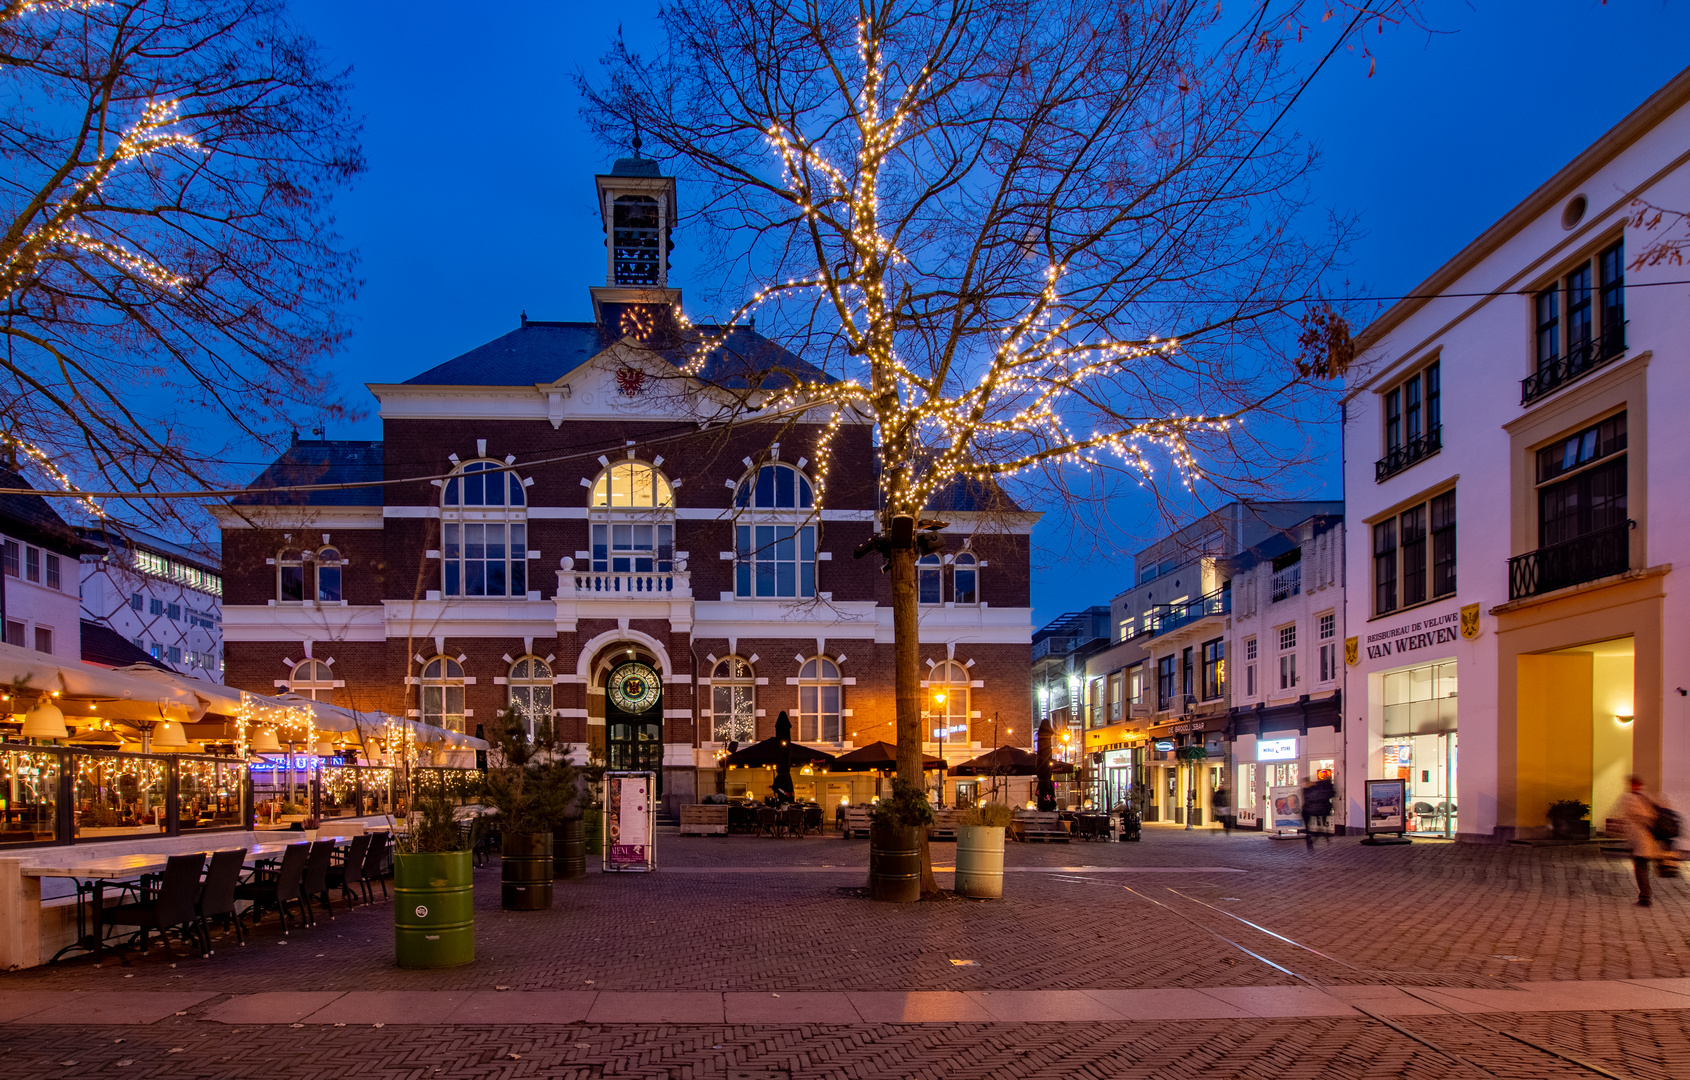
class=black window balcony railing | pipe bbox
[1507,520,1633,601]
[1147,586,1231,638]
[1521,321,1628,405]
[1375,425,1442,483]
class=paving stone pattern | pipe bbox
[0,828,1685,1078]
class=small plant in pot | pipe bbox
[1547,799,1591,841]
[954,802,1013,899]
[393,774,473,969]
[482,707,578,910]
[868,779,932,903]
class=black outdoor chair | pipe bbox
[326,834,369,906]
[758,806,778,837]
[235,841,309,935]
[783,805,805,837]
[300,840,337,924]
[196,847,248,953]
[804,806,824,835]
[101,852,206,958]
[361,831,392,901]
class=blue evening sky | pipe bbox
[285,0,1690,628]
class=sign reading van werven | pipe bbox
[1360,608,1462,663]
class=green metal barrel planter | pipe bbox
[501,831,554,909]
[555,818,587,880]
[868,821,922,903]
[393,851,474,969]
[954,825,1006,898]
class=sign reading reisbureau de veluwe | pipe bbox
[1361,608,1462,662]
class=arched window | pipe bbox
[442,461,528,598]
[278,548,305,602]
[289,659,337,703]
[710,657,756,745]
[508,657,553,735]
[733,462,817,599]
[589,459,674,575]
[953,552,979,605]
[797,657,842,743]
[918,554,943,605]
[315,547,343,603]
[420,657,466,732]
[928,661,971,747]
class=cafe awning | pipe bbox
[720,736,837,768]
[950,745,1076,776]
[828,741,943,772]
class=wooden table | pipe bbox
[24,833,366,965]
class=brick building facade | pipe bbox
[214,156,1036,814]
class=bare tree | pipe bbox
[583,0,1417,878]
[0,0,362,528]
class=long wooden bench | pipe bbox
[927,808,963,842]
[1010,810,1069,843]
[841,806,874,839]
[679,804,729,836]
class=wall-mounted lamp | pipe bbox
[1616,714,1635,725]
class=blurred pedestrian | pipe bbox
[1302,772,1335,850]
[1615,775,1676,906]
[1212,784,1233,836]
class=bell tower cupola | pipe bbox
[590,134,680,330]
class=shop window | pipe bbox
[444,460,529,598]
[710,657,757,745]
[508,657,553,735]
[797,657,842,743]
[1373,488,1457,616]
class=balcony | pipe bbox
[1031,635,1077,662]
[567,570,691,597]
[1375,425,1443,483]
[1147,586,1230,638]
[1270,565,1302,603]
[1507,521,1632,601]
[1521,322,1627,405]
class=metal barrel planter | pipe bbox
[555,818,587,880]
[393,851,474,969]
[868,821,922,903]
[501,831,555,910]
[954,825,1006,898]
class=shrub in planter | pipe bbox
[868,779,932,903]
[1548,799,1591,841]
[394,779,473,969]
[482,708,580,910]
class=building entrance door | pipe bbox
[606,660,664,789]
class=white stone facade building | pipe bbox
[76,527,224,681]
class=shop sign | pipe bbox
[251,754,348,770]
[1257,738,1297,762]
[1153,739,1175,752]
[1365,778,1408,834]
[603,772,655,872]
[931,724,968,739]
[1361,608,1462,662]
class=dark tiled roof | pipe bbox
[925,475,1025,514]
[610,157,662,177]
[80,620,167,670]
[402,319,833,389]
[0,466,99,554]
[232,439,383,506]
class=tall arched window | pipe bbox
[278,548,305,602]
[797,657,842,743]
[508,657,553,735]
[443,461,528,598]
[421,657,466,732]
[733,462,817,599]
[918,554,943,605]
[289,659,337,703]
[589,459,674,574]
[315,547,343,603]
[953,552,979,605]
[710,657,756,745]
[928,661,971,746]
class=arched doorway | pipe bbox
[603,651,663,778]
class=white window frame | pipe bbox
[443,460,529,598]
[508,656,554,735]
[709,656,757,745]
[797,656,843,743]
[733,462,818,599]
[421,657,467,732]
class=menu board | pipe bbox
[604,772,655,872]
[1365,778,1408,835]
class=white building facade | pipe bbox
[0,467,87,663]
[77,528,224,681]
[1341,67,1690,841]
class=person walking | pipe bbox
[1616,775,1672,907]
[1212,784,1233,836]
[1302,772,1335,850]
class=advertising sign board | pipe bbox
[1268,785,1304,832]
[603,771,656,872]
[1365,778,1408,835]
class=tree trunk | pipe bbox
[890,543,942,898]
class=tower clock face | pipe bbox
[608,662,661,714]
